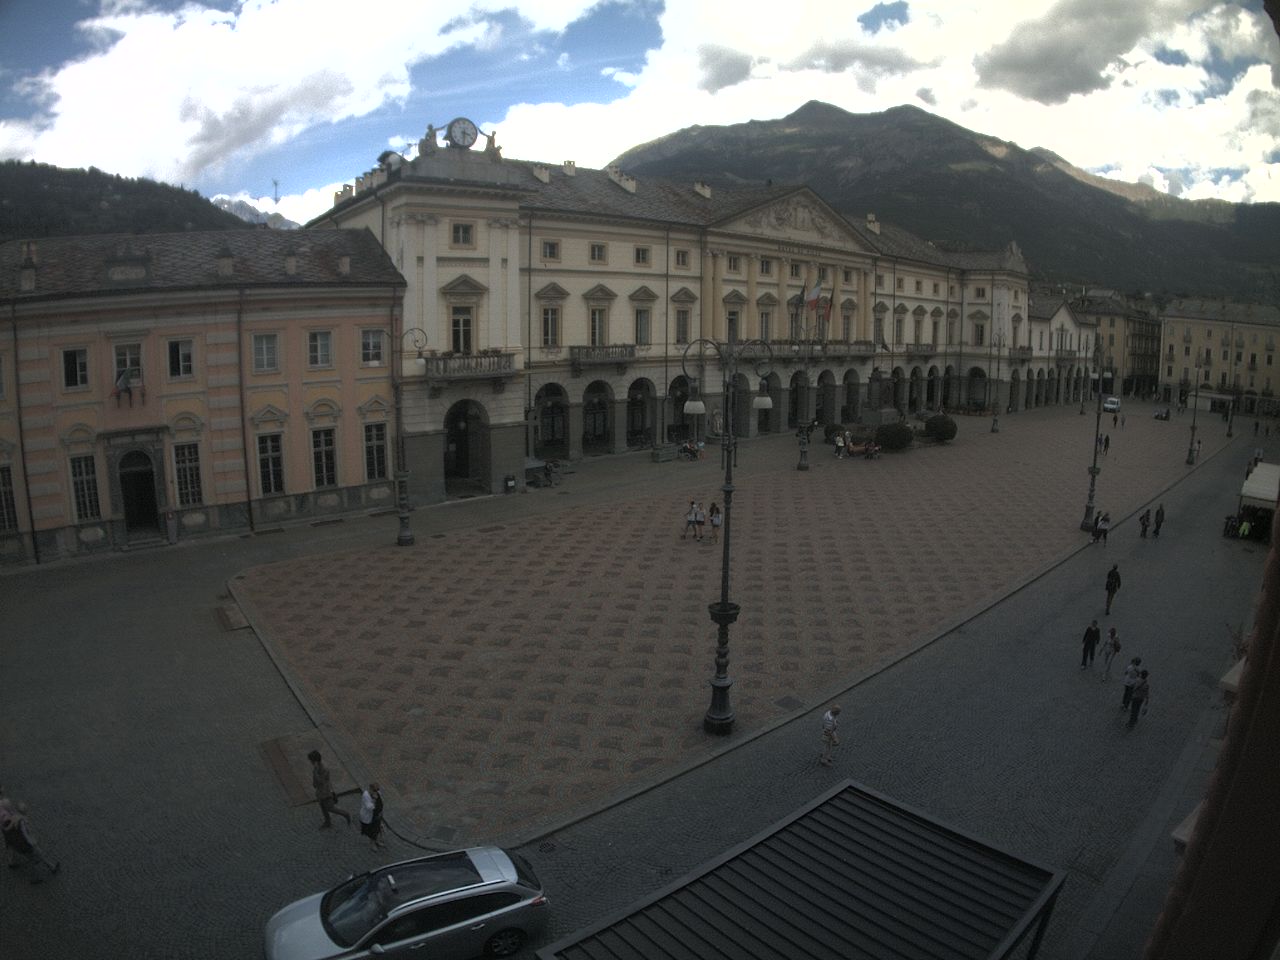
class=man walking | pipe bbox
[1081,619,1101,670]
[1102,628,1121,679]
[819,704,842,766]
[1121,657,1143,710]
[1105,564,1122,614]
[681,500,698,540]
[308,749,351,829]
[1127,670,1151,728]
[1153,503,1165,538]
[1139,509,1151,538]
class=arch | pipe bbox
[728,371,752,439]
[443,399,490,496]
[1035,368,1046,408]
[305,398,341,425]
[759,371,782,434]
[788,370,810,428]
[1024,371,1035,409]
[966,367,988,411]
[926,365,942,411]
[669,375,692,443]
[815,369,838,425]
[891,365,908,413]
[1008,368,1021,413]
[582,379,614,453]
[842,369,862,422]
[534,382,569,459]
[626,378,657,448]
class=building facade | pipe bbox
[0,229,405,564]
[1158,299,1280,416]
[1070,291,1161,399]
[310,116,1082,503]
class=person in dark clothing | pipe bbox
[1139,509,1151,538]
[1153,504,1165,538]
[1105,564,1121,614]
[308,750,351,829]
[1081,619,1101,669]
[1128,670,1150,728]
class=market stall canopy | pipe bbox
[1241,463,1280,511]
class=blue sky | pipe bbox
[1,0,1278,223]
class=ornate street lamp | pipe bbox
[681,319,773,734]
[1186,360,1202,464]
[395,328,429,546]
[1080,340,1108,532]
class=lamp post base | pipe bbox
[395,471,415,547]
[991,415,1000,433]
[704,676,735,734]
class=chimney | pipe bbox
[562,160,576,176]
[866,213,880,235]
[531,164,551,184]
[693,181,711,199]
[606,166,636,193]
[333,184,354,206]
[216,246,234,277]
[338,255,351,276]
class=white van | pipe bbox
[1103,396,1121,412]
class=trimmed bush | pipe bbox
[874,421,914,451]
[925,414,958,443]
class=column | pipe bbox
[746,256,759,339]
[568,402,584,461]
[610,396,628,454]
[711,251,725,341]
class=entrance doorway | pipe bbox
[119,450,159,535]
[443,400,489,497]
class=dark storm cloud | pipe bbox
[697,44,755,93]
[973,0,1201,105]
[179,70,354,179]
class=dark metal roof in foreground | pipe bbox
[538,781,1064,960]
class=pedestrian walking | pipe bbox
[359,783,385,850]
[1121,414,1126,428]
[1127,670,1151,728]
[1103,434,1111,455]
[1139,509,1151,538]
[1112,413,1118,429]
[1081,619,1101,669]
[1102,628,1121,679]
[1105,564,1121,614]
[1,801,60,883]
[1098,513,1112,545]
[1196,438,1202,459]
[1153,504,1165,538]
[708,502,722,542]
[1120,657,1143,710]
[681,500,698,539]
[1255,420,1260,437]
[819,704,842,766]
[694,501,707,542]
[308,749,351,829]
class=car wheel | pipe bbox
[484,928,526,957]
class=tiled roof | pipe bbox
[846,220,1030,274]
[539,780,1064,960]
[1027,297,1067,321]
[0,228,403,301]
[1161,298,1280,325]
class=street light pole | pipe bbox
[991,334,1004,433]
[681,321,773,735]
[1186,362,1202,465]
[1080,341,1106,531]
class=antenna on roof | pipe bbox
[272,179,280,204]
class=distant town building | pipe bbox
[0,229,404,563]
[310,116,1090,502]
[1158,298,1280,416]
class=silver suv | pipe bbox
[264,847,548,960]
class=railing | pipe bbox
[569,344,636,376]
[423,352,517,381]
[904,343,937,358]
[1053,348,1076,362]
[1010,346,1034,361]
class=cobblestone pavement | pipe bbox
[0,402,1265,960]
[231,404,1235,847]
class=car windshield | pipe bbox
[321,855,483,947]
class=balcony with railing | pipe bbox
[422,351,517,391]
[1010,345,1034,361]
[1054,348,1077,362]
[569,344,636,376]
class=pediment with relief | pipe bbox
[718,193,871,251]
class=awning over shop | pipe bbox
[1241,462,1280,512]
[538,780,1065,960]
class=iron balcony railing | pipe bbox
[423,352,517,381]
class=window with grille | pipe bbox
[361,330,384,365]
[168,339,194,378]
[308,331,332,368]
[364,423,387,481]
[63,348,88,389]
[253,334,278,373]
[173,443,202,506]
[541,307,559,347]
[70,455,100,521]
[258,434,284,494]
[0,465,17,532]
[312,428,337,488]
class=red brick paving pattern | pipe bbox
[233,407,1224,844]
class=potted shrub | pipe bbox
[925,413,958,443]
[875,421,914,451]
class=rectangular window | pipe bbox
[975,286,987,298]
[896,277,904,291]
[818,266,828,281]
[361,329,385,365]
[759,311,771,342]
[70,455,100,521]
[843,312,853,341]
[253,334,278,373]
[634,246,650,266]
[589,307,607,347]
[914,279,923,293]
[675,309,690,345]
[1013,289,1020,302]
[541,306,559,347]
[876,274,884,289]
[540,240,560,261]
[789,263,802,279]
[1183,345,1190,356]
[589,242,607,263]
[675,249,689,268]
[844,268,854,284]
[727,255,741,272]
[63,348,88,389]
[0,465,17,532]
[364,423,388,481]
[114,343,142,386]
[874,317,885,345]
[308,331,332,368]
[634,308,651,346]
[760,258,772,276]
[974,323,986,346]
[932,282,940,295]
[258,434,284,494]
[894,318,904,344]
[1109,316,1116,328]
[173,442,202,506]
[949,284,956,296]
[450,222,474,247]
[451,307,472,354]
[311,428,336,488]
[168,339,194,378]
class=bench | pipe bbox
[652,444,677,463]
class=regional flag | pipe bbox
[805,279,823,309]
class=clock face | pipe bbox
[447,117,478,148]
